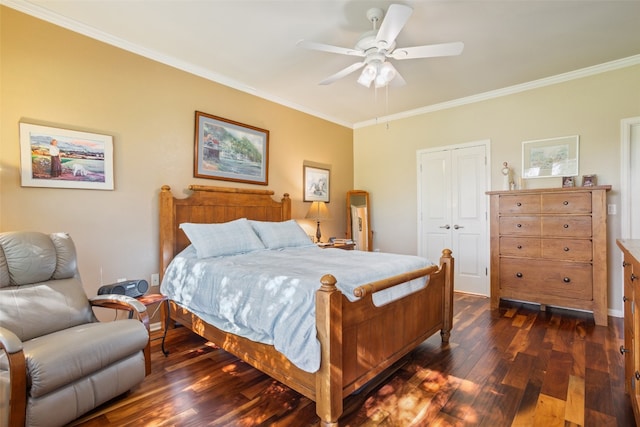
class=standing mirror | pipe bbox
[346,190,373,251]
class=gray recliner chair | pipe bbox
[0,231,151,427]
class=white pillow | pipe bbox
[250,219,315,249]
[179,218,265,258]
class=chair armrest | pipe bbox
[0,326,27,427]
[89,295,150,329]
[0,326,23,355]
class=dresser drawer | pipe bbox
[541,239,592,261]
[499,194,540,214]
[541,192,591,214]
[500,237,541,257]
[500,258,592,301]
[541,216,592,237]
[499,216,540,236]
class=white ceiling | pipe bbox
[4,0,640,128]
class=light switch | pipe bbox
[608,204,617,215]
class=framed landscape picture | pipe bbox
[194,111,269,185]
[19,122,114,190]
[522,135,579,179]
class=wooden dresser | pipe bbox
[487,186,611,326]
[616,239,640,423]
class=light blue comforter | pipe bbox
[160,245,433,373]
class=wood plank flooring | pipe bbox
[70,293,634,426]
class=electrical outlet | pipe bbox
[608,204,617,215]
[151,273,159,286]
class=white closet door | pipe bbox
[418,142,489,296]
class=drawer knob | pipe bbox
[624,296,630,302]
[516,202,522,207]
[621,345,630,354]
[517,245,522,249]
[632,273,638,282]
[563,224,569,228]
[563,277,571,283]
[563,247,570,252]
[623,261,630,267]
[516,272,523,278]
[517,224,522,228]
[636,371,640,381]
[563,201,569,205]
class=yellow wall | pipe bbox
[354,64,640,315]
[0,7,353,297]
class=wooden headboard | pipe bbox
[159,185,291,279]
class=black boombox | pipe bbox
[97,279,149,298]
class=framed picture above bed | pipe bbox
[194,111,269,185]
[303,165,330,202]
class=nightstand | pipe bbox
[319,242,356,250]
[134,294,170,356]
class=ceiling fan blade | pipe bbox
[390,41,465,60]
[319,62,366,85]
[375,4,413,49]
[297,40,364,57]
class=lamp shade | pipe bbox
[305,201,331,221]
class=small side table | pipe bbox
[135,294,170,356]
[319,242,356,250]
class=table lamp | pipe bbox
[305,201,331,243]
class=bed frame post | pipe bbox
[315,274,343,427]
[440,249,454,342]
[159,185,175,282]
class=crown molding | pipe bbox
[354,54,640,129]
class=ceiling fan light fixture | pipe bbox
[357,63,377,87]
[377,62,396,85]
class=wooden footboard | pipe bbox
[159,185,454,427]
[315,249,453,426]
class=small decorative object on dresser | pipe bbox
[582,174,597,187]
[562,176,575,187]
[487,185,611,326]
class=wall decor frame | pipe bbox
[194,111,269,185]
[522,135,579,179]
[303,165,330,202]
[19,122,114,190]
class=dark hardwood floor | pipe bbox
[71,293,634,426]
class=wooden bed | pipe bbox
[159,184,454,427]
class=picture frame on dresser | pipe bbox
[194,111,269,185]
[522,135,579,179]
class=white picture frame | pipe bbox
[20,122,114,190]
[522,135,579,179]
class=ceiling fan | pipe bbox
[297,4,464,88]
